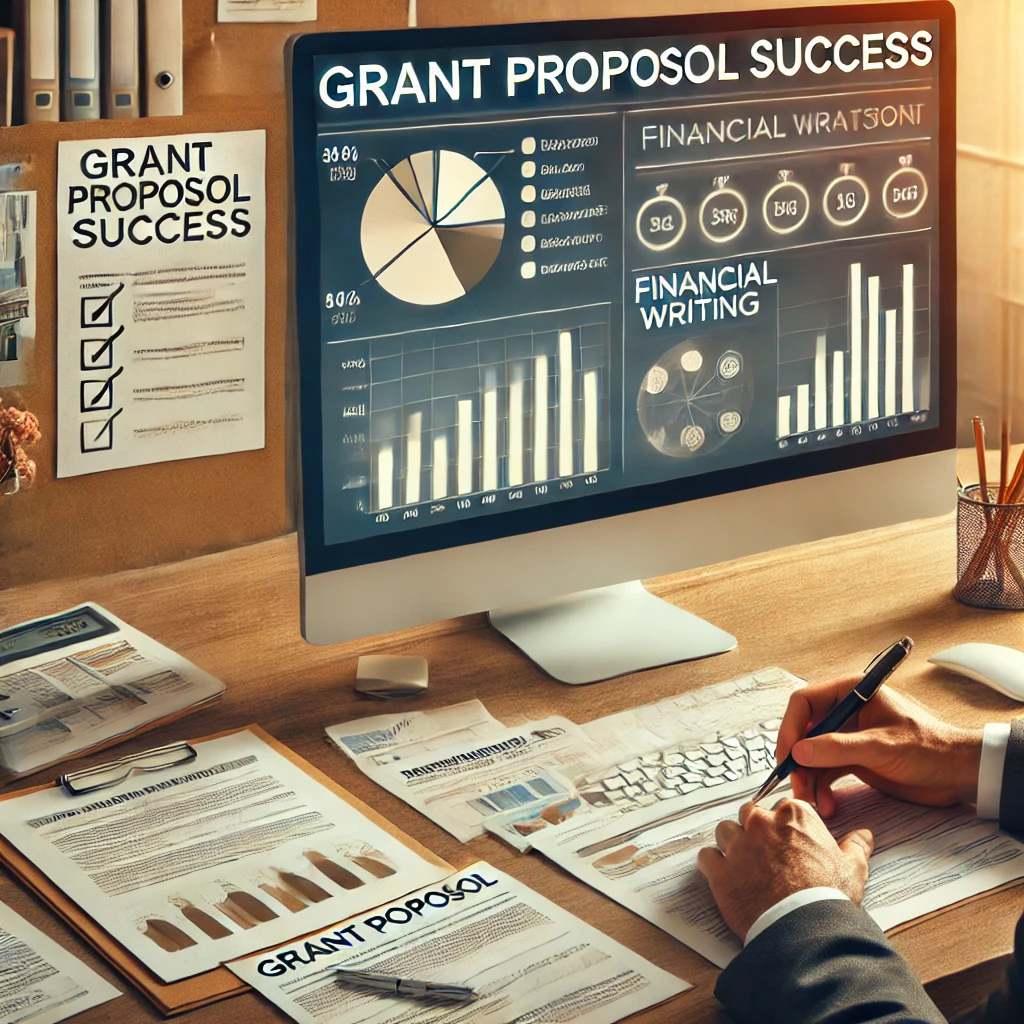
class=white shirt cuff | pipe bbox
[976,723,1011,820]
[744,887,851,946]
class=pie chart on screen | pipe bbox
[360,149,506,305]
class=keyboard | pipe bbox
[574,719,782,811]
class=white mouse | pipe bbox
[929,643,1024,702]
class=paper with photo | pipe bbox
[0,191,35,387]
[228,861,690,1024]
[56,130,265,478]
[217,0,316,21]
[0,899,120,1024]
[0,730,451,983]
[334,716,606,843]
[0,603,226,778]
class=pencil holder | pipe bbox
[953,485,1024,610]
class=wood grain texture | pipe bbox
[0,0,410,589]
[0,512,1022,1023]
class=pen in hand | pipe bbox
[752,636,915,805]
[334,968,478,1002]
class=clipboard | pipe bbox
[0,724,454,1016]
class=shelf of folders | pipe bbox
[953,417,1024,610]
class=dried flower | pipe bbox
[15,448,35,485]
[0,405,41,494]
[0,407,41,446]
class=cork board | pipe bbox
[0,0,407,588]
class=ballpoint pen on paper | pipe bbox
[334,968,477,1002]
[752,636,915,805]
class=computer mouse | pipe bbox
[929,643,1024,702]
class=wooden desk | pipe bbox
[1,512,1022,1022]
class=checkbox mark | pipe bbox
[80,408,122,453]
[80,325,124,371]
[80,365,123,412]
[80,282,124,329]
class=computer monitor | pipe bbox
[289,1,956,683]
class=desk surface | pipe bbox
[1,508,1023,1023]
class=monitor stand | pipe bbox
[488,580,737,685]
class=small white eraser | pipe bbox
[355,655,429,698]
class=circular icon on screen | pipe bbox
[823,164,870,227]
[636,184,686,251]
[763,171,810,235]
[719,410,742,434]
[883,157,928,219]
[699,177,747,243]
[680,349,704,373]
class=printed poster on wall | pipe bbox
[56,130,266,478]
[0,190,37,388]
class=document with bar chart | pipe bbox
[309,13,943,546]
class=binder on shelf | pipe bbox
[102,0,140,118]
[143,0,182,117]
[0,29,13,126]
[22,0,60,122]
[61,0,101,120]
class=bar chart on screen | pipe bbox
[776,243,931,443]
[363,307,611,514]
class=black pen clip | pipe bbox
[863,644,891,674]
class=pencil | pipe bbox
[1007,445,1024,503]
[974,417,989,501]
[1000,419,1011,502]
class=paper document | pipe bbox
[56,130,265,478]
[531,777,1024,968]
[0,900,120,1024]
[217,0,316,20]
[331,715,605,843]
[0,729,451,983]
[326,700,506,764]
[530,785,776,966]
[0,603,226,778]
[228,862,690,1024]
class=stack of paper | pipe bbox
[0,604,227,779]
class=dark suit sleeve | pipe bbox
[997,719,1024,841]
[953,718,1024,1023]
[714,899,946,1024]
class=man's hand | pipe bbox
[697,799,873,942]
[777,678,984,817]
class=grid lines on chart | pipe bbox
[367,312,610,512]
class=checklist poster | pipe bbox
[56,130,266,478]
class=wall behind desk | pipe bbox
[0,0,410,589]
[1,0,1012,589]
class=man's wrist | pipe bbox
[744,887,851,946]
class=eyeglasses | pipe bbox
[59,742,198,796]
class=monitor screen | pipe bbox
[291,3,955,575]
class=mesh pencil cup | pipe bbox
[953,485,1024,610]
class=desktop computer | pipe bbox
[288,2,956,683]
